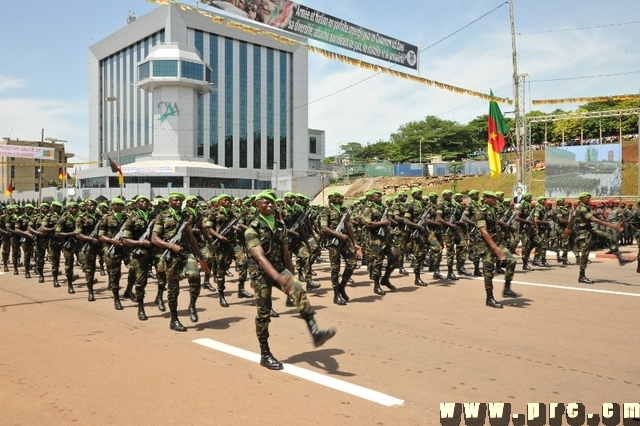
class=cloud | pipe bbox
[0,97,89,161]
[0,75,28,92]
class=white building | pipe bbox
[79,3,325,200]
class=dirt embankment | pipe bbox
[343,176,460,199]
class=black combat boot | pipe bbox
[25,267,31,279]
[414,270,427,287]
[432,265,445,279]
[457,263,471,276]
[447,266,459,281]
[297,269,305,282]
[333,288,347,305]
[38,269,45,283]
[100,265,106,276]
[373,277,386,295]
[532,255,542,267]
[495,261,505,275]
[285,297,295,307]
[225,269,233,277]
[485,289,503,309]
[578,270,593,284]
[218,290,229,308]
[380,274,396,291]
[473,262,483,276]
[540,258,551,267]
[137,296,147,320]
[169,310,187,332]
[522,258,533,271]
[397,260,409,275]
[13,265,18,275]
[188,295,198,322]
[615,251,635,266]
[155,289,166,312]
[66,275,75,294]
[2,262,8,272]
[113,289,123,311]
[52,274,60,288]
[306,279,321,291]
[202,274,215,291]
[304,315,337,348]
[502,280,522,298]
[259,342,283,370]
[338,281,350,302]
[238,281,252,298]
[269,308,280,318]
[86,283,95,302]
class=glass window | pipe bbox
[181,61,204,80]
[209,34,219,163]
[239,41,247,168]
[138,62,150,80]
[266,48,274,169]
[279,51,287,169]
[310,136,317,154]
[224,38,234,168]
[152,60,178,77]
[190,177,252,189]
[253,44,261,169]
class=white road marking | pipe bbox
[193,337,404,407]
[470,277,640,297]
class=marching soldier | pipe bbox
[75,199,102,302]
[244,192,335,370]
[98,198,128,310]
[40,201,64,287]
[403,188,430,286]
[56,202,80,293]
[514,193,536,271]
[461,190,483,276]
[436,189,459,280]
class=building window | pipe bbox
[279,51,287,169]
[138,62,150,80]
[152,60,178,77]
[209,34,219,163]
[239,41,247,168]
[310,136,317,154]
[253,44,261,169]
[266,48,274,169]
[224,37,234,168]
[181,61,204,80]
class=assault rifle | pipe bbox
[132,219,155,256]
[521,207,536,231]
[106,221,127,255]
[161,219,190,260]
[330,209,349,246]
[377,206,389,237]
[411,206,431,239]
[287,209,311,245]
[444,205,458,235]
[82,218,103,252]
[211,217,239,250]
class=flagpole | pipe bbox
[509,0,522,186]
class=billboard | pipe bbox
[0,144,55,160]
[545,144,622,198]
[202,1,419,70]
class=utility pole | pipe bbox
[509,0,522,186]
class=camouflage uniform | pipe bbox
[436,192,459,278]
[123,207,157,317]
[0,209,11,271]
[390,193,410,273]
[55,207,79,290]
[320,202,357,301]
[75,209,102,300]
[7,208,21,274]
[31,206,50,281]
[17,208,35,277]
[362,197,399,294]
[515,198,537,269]
[462,194,483,275]
[99,209,127,292]
[42,207,63,285]
[532,200,551,266]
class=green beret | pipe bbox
[263,190,277,199]
[67,202,78,207]
[410,188,422,195]
[168,192,186,201]
[396,190,407,196]
[24,203,35,209]
[495,191,504,196]
[454,192,463,197]
[99,202,109,208]
[483,191,497,198]
[40,202,49,207]
[111,198,125,206]
[556,198,565,202]
[136,195,150,203]
[327,190,342,197]
[468,189,479,195]
[284,192,295,198]
[218,194,232,200]
[441,189,452,196]
[428,192,438,198]
[185,195,199,203]
[522,192,531,198]
[366,190,375,196]
[537,196,547,202]
[578,192,591,199]
[275,198,283,203]
[84,198,97,205]
[127,200,135,206]
[255,192,276,202]
[52,201,63,207]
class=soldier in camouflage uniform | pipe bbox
[362,190,399,295]
[15,204,37,278]
[567,192,633,283]
[475,191,520,309]
[56,202,80,293]
[0,205,11,271]
[123,196,157,320]
[452,193,470,275]
[320,190,360,305]
[390,191,410,275]
[551,198,574,265]
[245,192,335,370]
[425,192,445,279]
[436,189,460,280]
[532,196,552,267]
[98,198,128,310]
[403,188,430,286]
[6,205,22,275]
[28,202,50,282]
[461,190,483,276]
[151,192,209,332]
[40,201,64,287]
[75,199,103,302]
[514,193,536,271]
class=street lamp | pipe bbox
[105,96,123,197]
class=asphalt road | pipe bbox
[1,252,639,425]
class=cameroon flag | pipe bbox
[487,90,509,179]
[107,156,125,186]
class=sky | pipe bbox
[1,0,639,167]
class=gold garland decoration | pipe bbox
[533,94,640,105]
[145,0,513,104]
